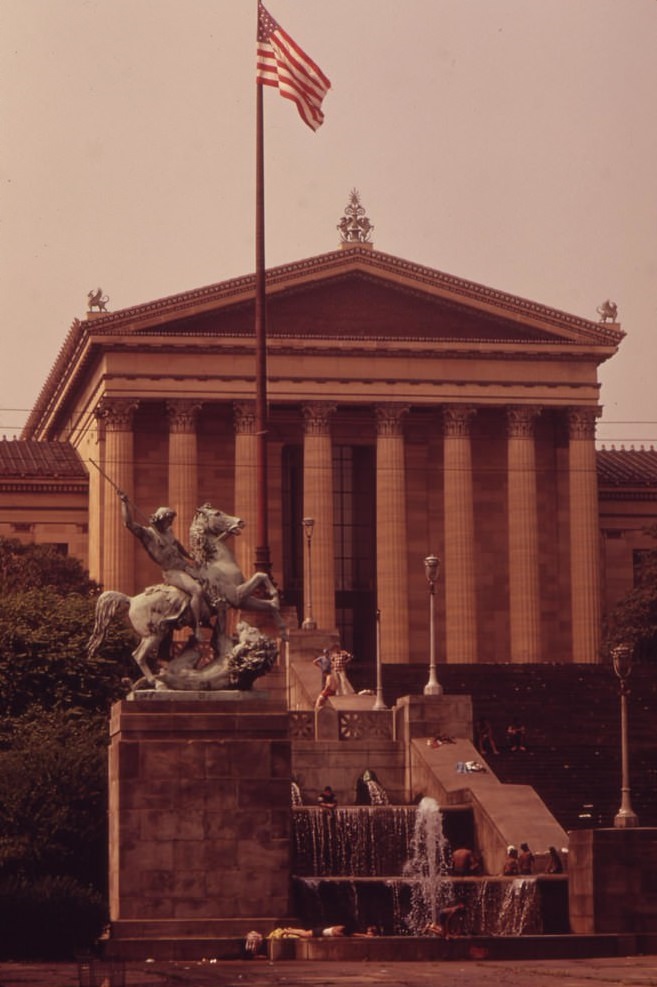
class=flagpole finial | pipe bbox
[338,189,374,249]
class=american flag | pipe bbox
[257,3,331,131]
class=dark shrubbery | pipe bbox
[0,539,136,956]
[0,875,107,959]
[0,710,109,890]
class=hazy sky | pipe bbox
[1,0,656,445]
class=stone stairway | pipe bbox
[347,663,657,832]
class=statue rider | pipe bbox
[118,492,205,642]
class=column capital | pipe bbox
[507,405,542,438]
[95,397,139,428]
[233,400,257,435]
[443,405,477,437]
[302,402,336,436]
[567,407,599,440]
[166,399,202,433]
[375,403,410,437]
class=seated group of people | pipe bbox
[503,842,534,875]
[476,717,528,755]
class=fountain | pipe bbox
[356,769,389,806]
[291,780,303,807]
[291,792,564,936]
[402,796,453,933]
[293,805,416,877]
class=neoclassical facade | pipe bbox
[13,238,655,666]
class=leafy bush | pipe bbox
[0,587,135,717]
[0,538,136,908]
[0,538,98,596]
[0,875,107,959]
[0,709,109,890]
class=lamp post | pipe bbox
[301,517,316,630]
[373,608,387,710]
[612,643,639,828]
[423,554,443,696]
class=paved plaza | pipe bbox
[3,956,657,987]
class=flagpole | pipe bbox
[254,69,271,577]
[254,0,330,577]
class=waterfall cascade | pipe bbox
[293,805,415,876]
[292,798,559,936]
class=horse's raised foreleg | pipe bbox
[235,572,280,608]
[235,573,287,634]
[238,595,287,633]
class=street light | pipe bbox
[423,554,443,696]
[612,643,639,828]
[301,517,316,630]
[372,608,387,710]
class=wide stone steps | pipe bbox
[347,663,657,831]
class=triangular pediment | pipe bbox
[85,247,623,348]
[24,246,623,438]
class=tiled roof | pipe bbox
[1,439,656,489]
[0,439,87,478]
[597,447,657,486]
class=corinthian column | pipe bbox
[375,404,410,663]
[95,398,138,593]
[166,400,201,550]
[302,403,337,631]
[507,406,542,662]
[233,401,258,576]
[443,406,478,663]
[568,407,601,663]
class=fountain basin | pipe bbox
[292,875,569,936]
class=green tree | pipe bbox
[0,538,97,596]
[0,710,108,890]
[603,525,657,662]
[0,586,134,717]
[0,538,135,904]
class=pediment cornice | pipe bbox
[74,247,623,346]
[23,247,623,439]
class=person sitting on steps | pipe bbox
[506,719,527,752]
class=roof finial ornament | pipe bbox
[87,288,110,314]
[596,299,618,323]
[338,189,374,249]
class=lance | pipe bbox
[88,458,150,524]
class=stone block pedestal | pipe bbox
[107,696,293,958]
[569,828,657,933]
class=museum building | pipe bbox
[3,214,657,668]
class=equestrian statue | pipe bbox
[87,492,286,692]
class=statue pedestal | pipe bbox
[106,697,292,959]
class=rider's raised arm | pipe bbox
[118,491,142,535]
